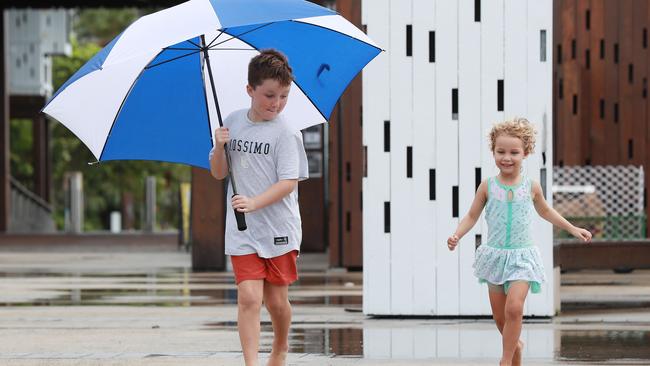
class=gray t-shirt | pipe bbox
[209,109,309,258]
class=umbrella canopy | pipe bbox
[43,0,381,169]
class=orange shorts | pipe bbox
[230,250,298,286]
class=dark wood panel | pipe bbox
[190,168,226,271]
[603,0,620,164]
[555,241,650,270]
[619,0,635,163]
[299,175,326,253]
[589,0,606,164]
[328,0,363,269]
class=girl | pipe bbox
[447,118,591,366]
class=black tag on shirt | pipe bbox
[274,236,289,245]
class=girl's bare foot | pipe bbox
[512,340,524,366]
[266,347,289,366]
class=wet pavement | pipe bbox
[0,250,649,365]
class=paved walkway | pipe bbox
[0,250,649,365]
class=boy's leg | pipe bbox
[263,282,291,366]
[263,250,298,366]
[238,279,265,366]
[500,281,529,366]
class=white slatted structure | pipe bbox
[364,327,554,359]
[363,0,554,316]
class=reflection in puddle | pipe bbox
[0,270,361,307]
[559,330,650,362]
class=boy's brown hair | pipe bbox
[248,49,294,88]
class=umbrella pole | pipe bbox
[201,35,247,231]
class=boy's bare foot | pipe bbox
[512,340,524,366]
[266,350,287,366]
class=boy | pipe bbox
[208,49,308,366]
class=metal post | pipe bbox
[65,172,83,233]
[145,176,156,232]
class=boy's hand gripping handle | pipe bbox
[224,145,247,231]
[232,199,247,231]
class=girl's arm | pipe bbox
[532,181,592,242]
[231,179,298,213]
[448,180,488,251]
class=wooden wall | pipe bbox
[554,0,650,232]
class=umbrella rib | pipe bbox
[206,48,258,51]
[206,31,224,49]
[187,39,201,48]
[215,23,274,47]
[224,32,330,123]
[145,50,202,70]
[163,47,200,51]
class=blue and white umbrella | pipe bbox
[43,0,381,170]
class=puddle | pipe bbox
[559,329,650,362]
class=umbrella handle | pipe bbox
[232,197,248,231]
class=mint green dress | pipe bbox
[473,176,546,293]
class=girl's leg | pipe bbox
[263,281,291,366]
[238,279,265,366]
[489,284,524,366]
[500,281,529,366]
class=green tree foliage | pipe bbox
[45,9,190,231]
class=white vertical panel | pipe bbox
[389,0,414,315]
[436,327,460,357]
[413,328,437,358]
[390,329,414,358]
[362,0,392,315]
[363,329,391,358]
[504,0,529,117]
[526,0,554,316]
[480,0,505,278]
[411,0,437,315]
[458,0,490,315]
[434,0,460,316]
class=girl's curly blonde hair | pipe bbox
[489,117,537,155]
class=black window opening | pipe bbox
[571,39,576,59]
[384,202,390,233]
[429,31,435,62]
[586,9,591,30]
[614,103,619,123]
[600,39,605,59]
[557,44,562,64]
[475,0,481,22]
[540,30,547,62]
[475,167,481,192]
[406,146,413,178]
[614,43,619,63]
[585,49,590,69]
[384,120,390,152]
[629,64,634,83]
[452,186,459,218]
[644,78,648,98]
[429,169,436,200]
[406,24,412,57]
[452,88,459,120]
[629,139,634,160]
[559,78,563,99]
[497,80,504,111]
[572,94,578,115]
[600,99,605,119]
